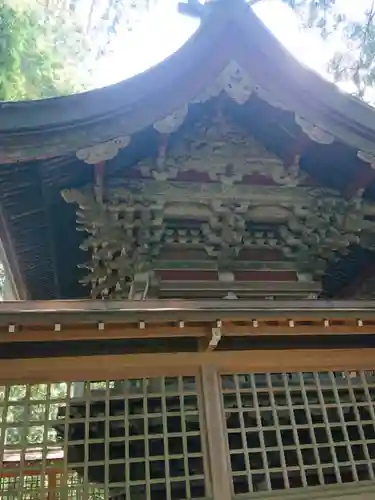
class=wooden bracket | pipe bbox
[198,321,223,352]
[209,326,222,350]
[128,272,150,300]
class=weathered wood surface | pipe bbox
[1,300,375,348]
[0,348,375,383]
[1,298,375,317]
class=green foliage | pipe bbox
[0,383,67,445]
[1,0,375,103]
[278,0,375,100]
[0,0,157,101]
[0,2,88,100]
[0,382,107,497]
[328,4,375,99]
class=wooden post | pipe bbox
[199,365,232,500]
[47,471,57,500]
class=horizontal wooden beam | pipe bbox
[1,299,375,327]
[1,319,375,343]
[0,349,374,384]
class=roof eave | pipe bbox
[1,0,375,160]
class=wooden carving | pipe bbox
[62,116,375,297]
[63,177,375,298]
[140,114,304,187]
[280,191,375,274]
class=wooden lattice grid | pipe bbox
[221,370,375,495]
[0,470,104,500]
[2,370,375,499]
[0,473,47,499]
[0,376,207,499]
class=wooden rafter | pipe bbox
[37,163,61,298]
[0,205,28,300]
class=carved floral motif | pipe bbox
[72,62,340,166]
[65,106,375,298]
[154,106,189,134]
[295,115,334,145]
[152,61,334,147]
[76,136,130,164]
[145,115,304,186]
[193,61,253,105]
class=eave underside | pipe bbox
[1,97,375,299]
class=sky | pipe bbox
[94,0,374,92]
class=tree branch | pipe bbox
[353,0,375,97]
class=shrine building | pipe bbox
[2,0,375,498]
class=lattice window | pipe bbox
[0,376,206,499]
[0,474,47,499]
[221,371,375,495]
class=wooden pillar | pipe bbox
[47,471,57,500]
[199,365,232,500]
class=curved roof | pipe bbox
[2,0,375,162]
